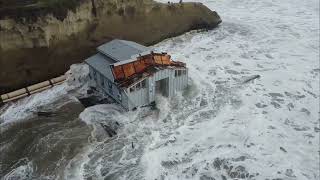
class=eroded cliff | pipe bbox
[0,0,221,93]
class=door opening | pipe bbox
[155,78,169,97]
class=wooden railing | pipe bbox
[0,75,66,105]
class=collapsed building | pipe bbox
[85,39,188,110]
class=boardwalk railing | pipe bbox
[0,75,66,105]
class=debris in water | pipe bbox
[280,147,287,153]
[100,123,117,137]
[36,111,57,117]
[242,75,261,84]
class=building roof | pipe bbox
[97,39,150,62]
[85,39,153,82]
[85,53,115,81]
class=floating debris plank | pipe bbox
[242,75,261,84]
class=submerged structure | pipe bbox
[85,39,188,110]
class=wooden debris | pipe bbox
[36,111,57,117]
[100,123,117,137]
[242,75,261,84]
[280,147,287,153]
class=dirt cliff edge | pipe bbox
[0,0,221,94]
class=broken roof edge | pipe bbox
[117,65,187,89]
[97,39,151,62]
[112,50,156,66]
[118,39,149,51]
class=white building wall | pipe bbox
[90,66,188,111]
[126,68,188,110]
[88,66,132,110]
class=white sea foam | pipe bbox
[0,85,70,124]
[0,63,90,125]
[1,0,319,179]
[155,95,170,121]
[2,160,33,180]
[143,0,320,179]
[79,104,126,142]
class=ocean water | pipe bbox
[1,0,319,179]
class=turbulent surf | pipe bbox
[1,0,319,179]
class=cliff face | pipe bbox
[0,0,93,51]
[0,0,221,94]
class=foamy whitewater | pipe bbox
[1,0,319,179]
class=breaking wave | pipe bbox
[1,0,319,179]
[0,63,89,125]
